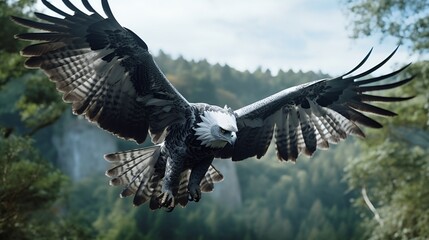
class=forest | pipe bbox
[1,0,428,239]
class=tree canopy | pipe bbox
[342,0,429,53]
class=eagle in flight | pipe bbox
[13,0,413,211]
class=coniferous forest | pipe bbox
[1,1,428,239]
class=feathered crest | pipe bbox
[194,110,237,148]
[224,105,234,113]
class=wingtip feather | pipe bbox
[101,0,116,20]
[341,47,373,77]
[42,0,71,17]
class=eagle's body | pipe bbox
[105,103,238,209]
[13,0,414,211]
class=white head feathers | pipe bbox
[194,109,238,148]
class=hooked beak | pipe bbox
[228,132,237,146]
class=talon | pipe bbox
[166,205,175,212]
[194,191,201,202]
[158,190,175,210]
[188,185,202,202]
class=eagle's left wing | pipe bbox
[217,48,414,161]
[12,0,191,144]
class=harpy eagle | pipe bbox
[13,0,413,211]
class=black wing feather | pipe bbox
[339,48,373,77]
[41,0,72,17]
[357,76,414,92]
[82,0,97,13]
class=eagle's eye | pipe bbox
[219,127,230,135]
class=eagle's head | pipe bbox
[194,107,238,148]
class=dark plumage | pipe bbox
[13,0,413,211]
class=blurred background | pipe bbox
[0,0,428,239]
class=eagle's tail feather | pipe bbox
[104,146,161,204]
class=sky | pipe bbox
[36,0,420,76]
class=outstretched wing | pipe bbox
[12,0,190,144]
[218,48,414,161]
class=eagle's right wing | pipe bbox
[12,0,191,144]
[217,48,414,161]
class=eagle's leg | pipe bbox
[188,157,213,202]
[159,156,183,210]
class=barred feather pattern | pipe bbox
[274,102,364,161]
[104,146,161,199]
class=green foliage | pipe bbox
[15,73,67,134]
[342,0,429,53]
[0,0,36,85]
[398,61,429,127]
[0,135,67,240]
[0,1,71,239]
[346,138,429,239]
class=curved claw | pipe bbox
[165,205,175,212]
[188,185,202,202]
[158,190,175,211]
